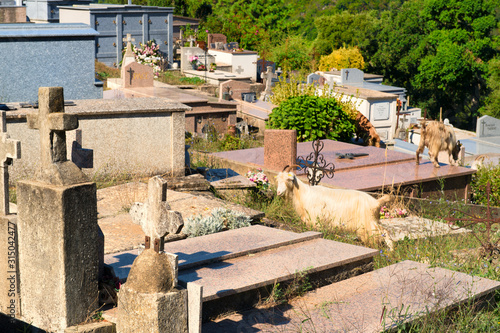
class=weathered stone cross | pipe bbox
[130,176,184,252]
[234,65,244,74]
[27,87,86,185]
[261,66,277,101]
[0,111,20,215]
[122,33,135,52]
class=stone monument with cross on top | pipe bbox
[122,33,136,67]
[17,87,99,332]
[260,65,277,102]
[0,111,20,215]
[129,175,184,253]
[26,87,87,186]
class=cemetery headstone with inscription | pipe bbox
[477,115,500,138]
[123,62,154,88]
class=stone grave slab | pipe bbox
[380,216,470,242]
[203,260,500,332]
[179,237,377,302]
[211,139,476,199]
[104,225,323,279]
[97,182,264,254]
[477,115,500,138]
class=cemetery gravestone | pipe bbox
[117,176,188,333]
[17,87,99,332]
[477,115,500,138]
[0,111,21,319]
[207,33,227,46]
[264,129,297,172]
[260,66,277,102]
[307,73,321,86]
[121,33,136,68]
[123,62,154,88]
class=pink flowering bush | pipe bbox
[246,168,270,191]
[380,206,408,219]
[133,40,163,78]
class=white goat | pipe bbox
[276,167,393,249]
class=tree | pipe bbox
[369,0,498,128]
[482,58,500,118]
[270,36,313,72]
[318,46,365,71]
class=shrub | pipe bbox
[471,163,500,207]
[267,95,356,142]
[318,46,365,72]
[183,208,251,237]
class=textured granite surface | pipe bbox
[203,260,500,332]
[0,23,101,103]
[105,225,323,279]
[381,216,470,241]
[264,129,297,172]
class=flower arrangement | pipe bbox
[380,206,408,219]
[209,63,217,72]
[197,64,206,71]
[246,168,270,191]
[133,40,162,78]
[189,55,199,66]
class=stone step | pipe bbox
[203,260,500,332]
[104,225,322,279]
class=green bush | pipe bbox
[267,95,356,142]
[183,208,251,237]
[471,163,500,207]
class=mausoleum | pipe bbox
[59,4,174,68]
[0,23,102,103]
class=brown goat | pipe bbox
[416,121,461,168]
[355,111,381,147]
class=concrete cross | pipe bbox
[129,176,184,253]
[260,66,277,101]
[188,35,196,47]
[234,65,244,75]
[122,33,135,51]
[26,87,78,177]
[0,111,20,216]
[122,33,136,65]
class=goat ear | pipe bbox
[286,173,295,180]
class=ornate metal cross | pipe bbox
[0,111,20,215]
[296,139,335,186]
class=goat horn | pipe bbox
[282,164,300,172]
[282,165,291,172]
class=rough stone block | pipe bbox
[17,180,99,332]
[0,215,20,318]
[65,321,116,333]
[116,286,188,333]
[0,6,26,23]
[123,62,154,88]
[264,129,297,172]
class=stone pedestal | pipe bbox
[0,215,20,318]
[264,129,297,172]
[17,180,99,332]
[117,286,188,333]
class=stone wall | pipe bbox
[0,6,26,23]
[6,98,188,181]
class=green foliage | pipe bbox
[369,0,499,129]
[183,208,251,237]
[471,163,500,207]
[219,134,242,151]
[482,57,500,118]
[267,95,356,142]
[318,46,365,71]
[312,11,380,58]
[270,35,313,72]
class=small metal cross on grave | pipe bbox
[0,111,20,215]
[296,140,335,186]
[130,176,184,253]
[127,66,134,85]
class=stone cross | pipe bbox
[261,66,277,101]
[130,176,184,253]
[0,111,20,215]
[123,34,135,53]
[26,87,86,186]
[188,35,196,47]
[234,65,244,74]
[122,34,136,67]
